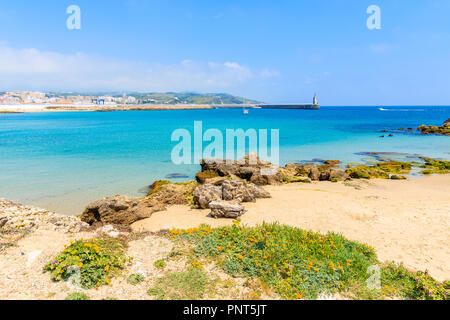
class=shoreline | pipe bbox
[2,173,449,281]
[0,104,218,113]
[1,157,449,299]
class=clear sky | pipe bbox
[0,0,449,105]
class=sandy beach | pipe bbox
[132,175,450,281]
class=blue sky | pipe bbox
[0,0,449,105]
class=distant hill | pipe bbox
[128,92,261,105]
[49,92,261,105]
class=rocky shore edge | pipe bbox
[1,153,449,300]
[2,153,449,236]
[417,118,450,136]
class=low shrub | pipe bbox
[147,269,210,300]
[44,238,126,289]
[154,259,167,269]
[65,292,90,300]
[169,223,377,299]
[412,271,450,300]
[127,273,144,285]
[168,223,449,300]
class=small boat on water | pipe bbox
[243,109,249,115]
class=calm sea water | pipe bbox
[1,106,449,215]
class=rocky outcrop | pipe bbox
[195,170,219,184]
[222,180,271,202]
[345,161,412,179]
[193,184,222,209]
[418,158,450,175]
[193,180,271,209]
[147,180,198,205]
[209,201,245,219]
[199,153,282,185]
[417,119,450,136]
[80,195,165,226]
[0,199,88,234]
[281,163,349,182]
[329,169,350,181]
[204,177,226,185]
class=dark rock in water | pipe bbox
[380,135,385,138]
[81,195,165,226]
[417,119,450,135]
[323,160,341,166]
[165,173,189,179]
[209,201,245,219]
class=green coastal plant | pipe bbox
[127,273,144,285]
[154,259,167,269]
[419,158,450,174]
[345,161,413,179]
[65,292,90,300]
[44,238,126,289]
[168,223,449,300]
[147,269,210,300]
[148,180,171,195]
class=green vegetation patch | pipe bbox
[419,158,450,174]
[377,161,412,174]
[148,180,171,195]
[346,161,412,179]
[167,223,449,300]
[346,166,388,179]
[65,292,90,300]
[195,170,219,184]
[154,259,167,269]
[147,180,198,206]
[147,268,211,300]
[417,124,450,136]
[44,238,127,289]
[127,273,145,285]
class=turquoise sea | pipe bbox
[1,106,449,215]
